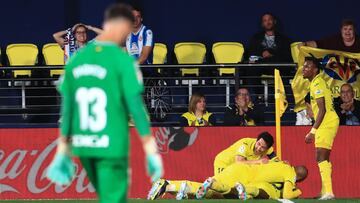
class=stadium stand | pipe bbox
[0,42,297,126]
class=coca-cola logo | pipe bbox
[154,127,199,153]
[0,138,95,194]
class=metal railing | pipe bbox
[0,63,297,126]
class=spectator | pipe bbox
[180,93,215,126]
[301,19,360,53]
[53,23,103,49]
[224,88,264,126]
[126,6,154,65]
[296,20,360,126]
[335,84,360,125]
[247,13,291,64]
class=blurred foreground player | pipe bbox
[302,56,339,200]
[46,4,163,203]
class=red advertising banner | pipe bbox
[0,126,360,200]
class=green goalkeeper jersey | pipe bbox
[58,40,146,158]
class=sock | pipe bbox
[318,161,333,195]
[321,180,325,196]
[187,181,202,195]
[183,181,221,199]
[167,180,224,199]
[166,180,184,195]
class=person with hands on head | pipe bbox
[302,56,339,200]
[53,23,103,50]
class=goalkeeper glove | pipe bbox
[46,139,75,185]
[146,153,163,182]
[144,136,163,182]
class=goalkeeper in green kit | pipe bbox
[46,3,163,203]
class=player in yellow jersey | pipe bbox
[302,56,339,200]
[147,132,276,200]
[213,132,277,174]
[195,161,307,200]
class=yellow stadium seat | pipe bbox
[6,43,38,77]
[153,43,167,74]
[174,42,206,76]
[291,42,302,63]
[212,42,244,76]
[153,43,167,64]
[42,43,65,76]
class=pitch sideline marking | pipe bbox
[277,199,295,203]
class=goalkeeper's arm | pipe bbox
[124,94,163,182]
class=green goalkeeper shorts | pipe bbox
[80,157,128,203]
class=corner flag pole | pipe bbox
[274,69,282,160]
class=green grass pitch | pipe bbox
[1,199,360,203]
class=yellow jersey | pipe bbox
[213,161,300,199]
[252,162,296,185]
[181,111,213,126]
[214,138,275,168]
[310,74,339,127]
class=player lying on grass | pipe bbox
[177,181,286,200]
[195,161,308,200]
[148,132,277,200]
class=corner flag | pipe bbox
[274,69,288,160]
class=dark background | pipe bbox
[1,0,359,57]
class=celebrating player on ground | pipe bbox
[302,56,339,200]
[46,4,163,203]
[148,132,277,200]
[195,161,308,200]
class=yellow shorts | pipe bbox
[247,182,281,199]
[213,164,252,189]
[315,120,339,149]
